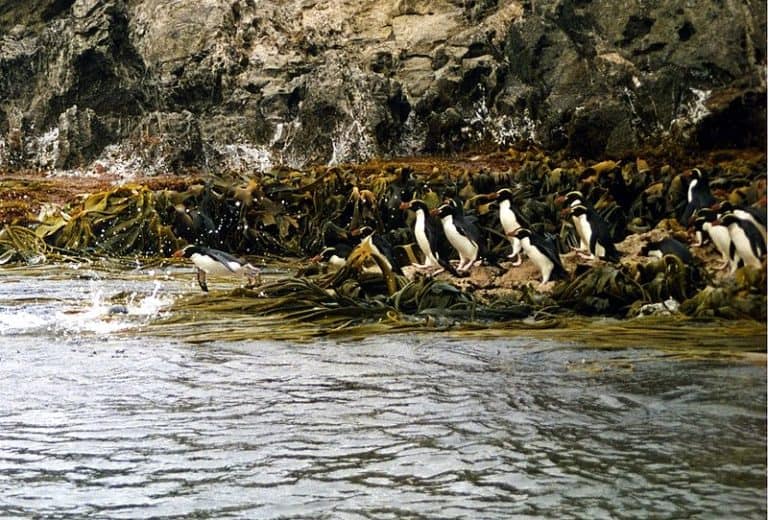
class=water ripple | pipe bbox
[0,273,765,518]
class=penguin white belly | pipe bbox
[704,222,731,261]
[499,202,520,234]
[521,238,555,283]
[442,215,478,269]
[500,202,522,258]
[687,178,698,203]
[191,253,243,276]
[414,212,440,267]
[728,224,762,268]
[576,214,593,255]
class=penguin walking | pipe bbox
[431,202,482,273]
[512,228,568,284]
[173,245,261,292]
[399,199,458,275]
[718,213,765,269]
[680,168,716,226]
[488,188,526,265]
[567,204,621,262]
[691,208,736,271]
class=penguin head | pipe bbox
[400,199,430,214]
[512,227,532,240]
[350,226,375,238]
[712,200,733,214]
[717,213,740,227]
[695,207,717,222]
[557,190,584,207]
[569,204,589,218]
[430,202,456,219]
[494,188,515,203]
[686,168,705,181]
[172,244,202,258]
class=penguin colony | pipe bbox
[172,161,766,298]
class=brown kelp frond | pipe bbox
[34,184,180,256]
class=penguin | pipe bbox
[349,226,403,275]
[513,228,568,284]
[556,190,591,252]
[714,201,767,247]
[568,205,621,262]
[680,168,716,225]
[691,208,736,271]
[717,213,765,269]
[640,237,694,265]
[488,188,527,265]
[399,199,458,275]
[310,243,352,271]
[173,245,261,292]
[431,202,481,273]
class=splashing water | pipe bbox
[0,278,175,337]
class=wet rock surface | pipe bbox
[0,0,765,171]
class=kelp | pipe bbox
[34,184,180,256]
[2,147,766,334]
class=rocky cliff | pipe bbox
[0,0,765,174]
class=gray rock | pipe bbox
[0,0,764,173]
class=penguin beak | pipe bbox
[487,192,499,200]
[429,208,440,217]
[172,249,185,258]
[710,201,722,211]
[399,201,411,210]
[554,194,566,206]
[559,207,571,218]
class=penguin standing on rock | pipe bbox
[556,190,591,252]
[691,208,735,271]
[680,168,716,226]
[399,199,457,275]
[567,205,621,262]
[717,213,766,269]
[487,188,527,265]
[512,228,568,284]
[173,245,261,292]
[431,202,481,273]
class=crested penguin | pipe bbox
[691,208,736,271]
[640,237,694,265]
[680,168,716,225]
[173,245,261,292]
[715,201,767,247]
[718,213,765,269]
[431,202,481,273]
[350,226,403,275]
[513,228,568,284]
[399,199,458,275]
[488,188,527,265]
[557,190,591,252]
[568,205,621,262]
[310,243,352,271]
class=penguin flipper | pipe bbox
[196,269,209,292]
